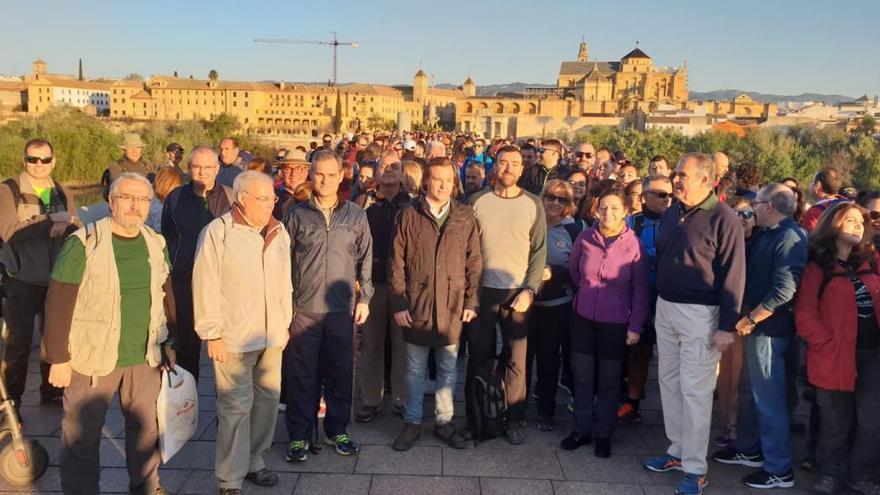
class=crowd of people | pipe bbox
[0,129,878,495]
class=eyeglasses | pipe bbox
[113,194,152,205]
[25,156,53,164]
[245,191,278,204]
[737,210,755,220]
[543,194,569,204]
[575,152,593,159]
[644,190,673,199]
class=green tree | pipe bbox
[208,69,219,81]
[333,91,343,134]
[857,114,877,136]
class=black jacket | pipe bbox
[284,199,373,313]
[161,183,233,284]
[357,190,411,285]
[518,163,571,196]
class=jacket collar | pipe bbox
[586,224,634,248]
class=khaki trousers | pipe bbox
[358,283,406,407]
[214,347,282,489]
[655,297,723,475]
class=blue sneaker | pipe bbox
[325,433,360,456]
[675,473,708,495]
[285,439,309,462]
[643,454,684,473]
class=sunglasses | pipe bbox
[869,211,880,221]
[645,190,673,199]
[543,194,569,204]
[568,180,587,187]
[575,152,593,159]
[737,210,755,220]
[25,156,53,164]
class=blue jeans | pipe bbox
[735,333,792,474]
[404,343,458,425]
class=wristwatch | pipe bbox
[746,315,758,327]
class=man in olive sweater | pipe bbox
[643,153,745,495]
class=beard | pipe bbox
[115,210,146,229]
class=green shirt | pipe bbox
[51,233,169,368]
[31,185,52,209]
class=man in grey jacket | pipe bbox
[283,150,373,463]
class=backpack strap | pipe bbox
[2,178,21,210]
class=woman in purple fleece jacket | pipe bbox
[561,187,649,458]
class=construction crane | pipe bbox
[254,32,358,86]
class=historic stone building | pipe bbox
[26,60,112,115]
[455,39,689,138]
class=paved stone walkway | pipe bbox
[0,346,836,494]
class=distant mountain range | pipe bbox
[435,82,861,105]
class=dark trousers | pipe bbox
[60,363,161,495]
[1,277,60,404]
[171,277,201,382]
[526,302,570,418]
[465,287,530,427]
[285,311,354,441]
[570,313,627,439]
[815,349,880,482]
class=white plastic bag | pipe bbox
[156,365,198,463]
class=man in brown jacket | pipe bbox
[0,138,77,408]
[389,157,482,451]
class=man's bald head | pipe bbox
[712,151,729,179]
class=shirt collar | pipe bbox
[427,198,451,219]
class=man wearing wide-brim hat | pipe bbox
[273,149,310,220]
[102,133,153,199]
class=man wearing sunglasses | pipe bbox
[461,139,494,186]
[619,176,673,425]
[518,139,570,196]
[572,142,597,172]
[0,138,78,409]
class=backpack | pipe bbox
[468,358,506,443]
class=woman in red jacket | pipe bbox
[794,202,880,495]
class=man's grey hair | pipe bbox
[109,172,154,199]
[643,174,672,188]
[678,152,716,183]
[233,170,273,202]
[190,145,219,165]
[311,149,343,172]
[760,183,797,217]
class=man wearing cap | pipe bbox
[160,143,187,177]
[274,149,310,220]
[105,133,151,197]
[161,146,234,381]
[461,139,493,186]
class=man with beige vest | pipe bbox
[44,172,177,495]
[193,170,293,495]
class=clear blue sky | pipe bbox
[2,0,877,97]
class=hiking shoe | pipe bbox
[536,415,555,432]
[244,468,279,487]
[433,422,456,444]
[849,480,880,495]
[505,422,525,445]
[285,439,309,462]
[643,454,683,473]
[813,475,840,495]
[712,448,764,468]
[675,473,708,495]
[617,403,642,424]
[153,489,168,495]
[594,437,611,458]
[392,423,421,451]
[560,431,591,451]
[218,490,241,495]
[325,433,360,456]
[743,470,794,489]
[354,404,381,422]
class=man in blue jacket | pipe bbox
[712,183,807,489]
[283,150,373,463]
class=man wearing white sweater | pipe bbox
[193,171,293,495]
